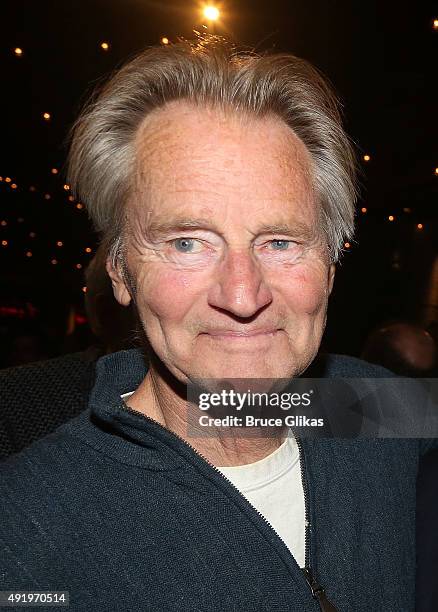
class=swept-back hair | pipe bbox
[67,36,357,263]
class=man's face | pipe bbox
[108,101,335,382]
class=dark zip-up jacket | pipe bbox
[0,349,436,611]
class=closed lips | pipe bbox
[204,329,280,337]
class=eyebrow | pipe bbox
[255,222,315,240]
[145,217,217,237]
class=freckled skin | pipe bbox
[108,101,335,384]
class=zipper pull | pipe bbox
[302,568,338,612]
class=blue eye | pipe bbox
[270,240,290,250]
[173,238,196,253]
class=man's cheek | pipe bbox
[139,270,203,320]
[284,272,329,316]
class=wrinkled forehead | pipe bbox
[129,101,317,231]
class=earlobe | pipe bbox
[105,257,132,307]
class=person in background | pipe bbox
[0,243,139,460]
[83,241,141,355]
[361,321,437,377]
[361,320,438,612]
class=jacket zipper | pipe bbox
[295,435,338,612]
[123,403,337,611]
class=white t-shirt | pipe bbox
[121,393,305,567]
[216,433,305,567]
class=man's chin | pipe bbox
[188,359,298,385]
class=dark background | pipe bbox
[0,0,437,366]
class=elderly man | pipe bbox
[0,38,435,612]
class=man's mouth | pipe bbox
[202,328,281,339]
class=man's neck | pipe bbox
[124,368,285,467]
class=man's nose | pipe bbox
[207,250,273,318]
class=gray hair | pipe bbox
[67,36,357,264]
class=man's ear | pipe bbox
[105,256,132,307]
[328,263,336,296]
